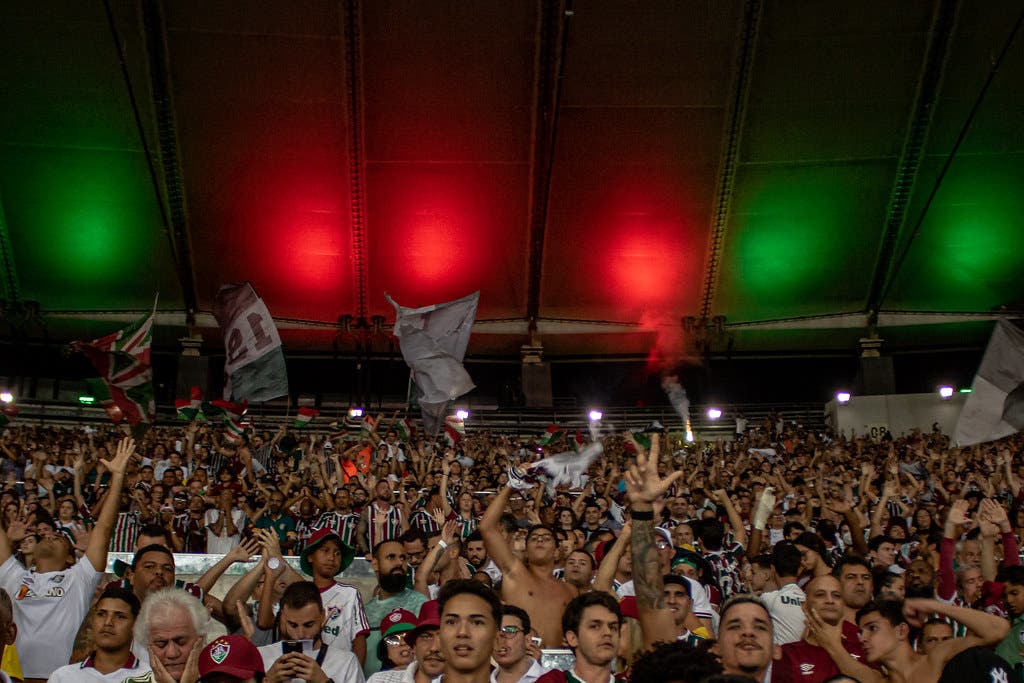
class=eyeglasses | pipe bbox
[655,541,671,550]
[499,625,524,639]
[383,635,407,647]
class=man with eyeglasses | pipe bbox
[493,605,549,683]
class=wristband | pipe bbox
[630,509,654,521]
[437,539,448,549]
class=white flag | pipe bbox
[214,282,289,403]
[955,319,1024,446]
[387,291,479,433]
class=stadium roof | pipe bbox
[2,1,1023,360]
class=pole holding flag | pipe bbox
[386,291,479,435]
[213,282,289,403]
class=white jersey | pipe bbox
[47,653,150,683]
[759,582,806,645]
[0,555,103,678]
[259,642,365,683]
[321,582,371,653]
[204,507,245,553]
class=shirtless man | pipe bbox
[807,596,1009,683]
[481,486,576,647]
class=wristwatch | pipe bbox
[267,557,281,570]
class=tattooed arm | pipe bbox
[625,433,686,650]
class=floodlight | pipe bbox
[0,392,11,404]
[836,392,851,404]
[939,386,954,399]
[707,407,722,420]
[349,407,364,418]
[455,409,470,420]
[588,409,603,421]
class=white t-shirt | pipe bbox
[204,507,245,553]
[759,582,806,645]
[321,582,371,653]
[0,555,103,678]
[489,658,549,683]
[48,652,151,683]
[258,642,366,683]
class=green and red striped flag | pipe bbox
[293,406,319,428]
[210,399,248,439]
[327,420,349,441]
[539,424,564,446]
[569,430,585,452]
[175,386,203,421]
[72,304,156,427]
[396,417,415,441]
[444,415,465,447]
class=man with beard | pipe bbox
[364,540,428,678]
[905,557,937,598]
[464,531,502,587]
[537,592,621,683]
[358,480,407,552]
[259,581,363,683]
[773,575,869,683]
[49,586,151,683]
[253,489,297,553]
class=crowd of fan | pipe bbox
[2,412,1024,683]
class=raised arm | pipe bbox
[625,433,685,650]
[592,521,630,595]
[712,488,747,547]
[415,519,458,597]
[86,437,135,571]
[912,597,1010,667]
[480,484,525,577]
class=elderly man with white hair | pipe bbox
[127,587,211,683]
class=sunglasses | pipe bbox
[383,635,407,647]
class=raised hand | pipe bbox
[227,536,262,563]
[431,507,446,528]
[946,499,970,529]
[236,600,255,640]
[441,519,458,546]
[101,437,136,477]
[624,434,683,505]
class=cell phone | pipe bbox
[282,640,303,654]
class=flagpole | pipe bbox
[406,371,413,412]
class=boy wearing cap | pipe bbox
[284,528,369,665]
[199,635,264,683]
[258,581,364,683]
[49,585,150,683]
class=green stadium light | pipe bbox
[78,395,95,405]
[959,388,972,393]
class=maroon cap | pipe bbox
[380,608,418,637]
[199,635,264,681]
[619,596,639,620]
[405,600,440,645]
